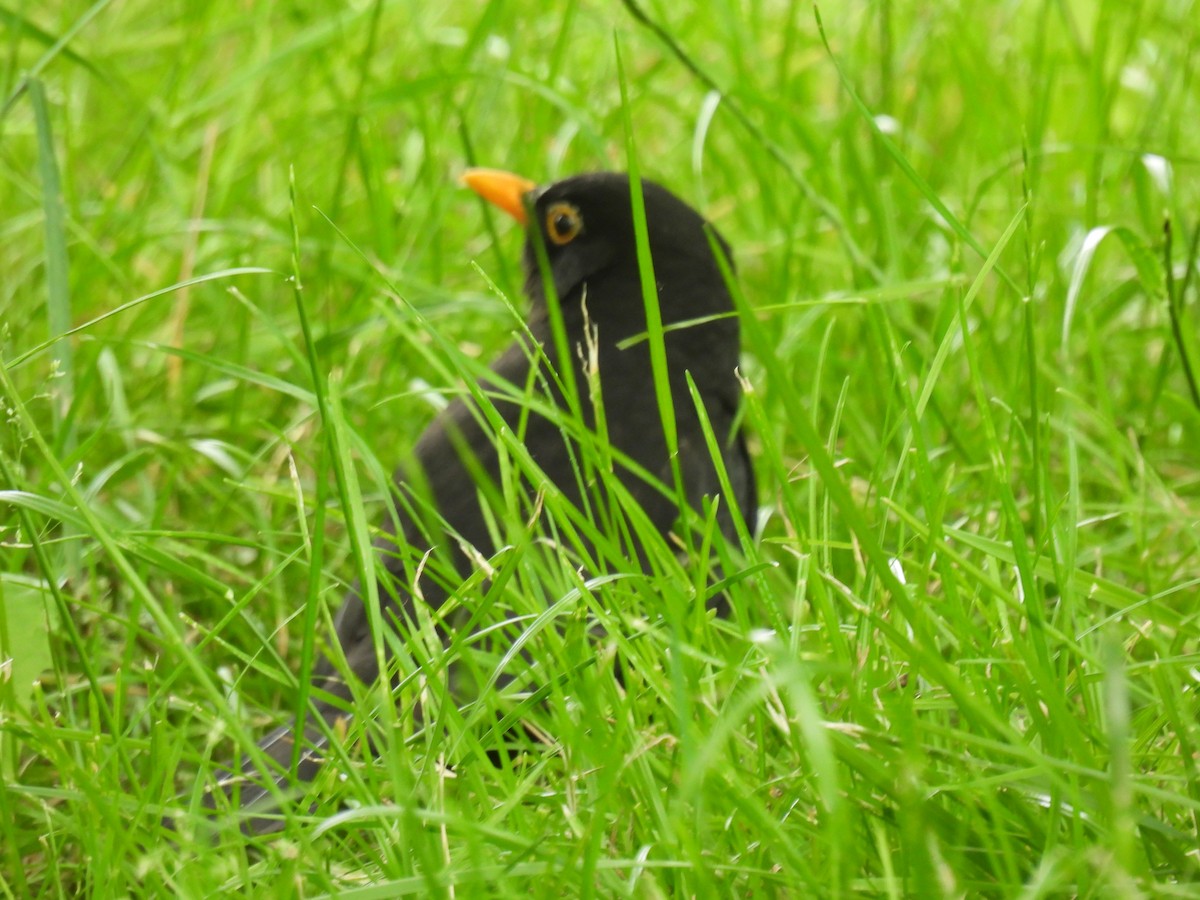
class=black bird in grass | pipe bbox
[213,169,755,834]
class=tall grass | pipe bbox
[2,0,1198,895]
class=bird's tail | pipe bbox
[203,687,351,836]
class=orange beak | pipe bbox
[460,168,537,226]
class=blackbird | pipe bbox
[215,169,754,834]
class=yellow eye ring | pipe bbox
[544,202,583,245]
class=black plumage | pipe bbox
[216,170,754,833]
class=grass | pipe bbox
[2,0,1199,895]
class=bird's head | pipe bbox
[462,169,735,327]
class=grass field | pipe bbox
[3,0,1200,895]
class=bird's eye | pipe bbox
[544,202,583,245]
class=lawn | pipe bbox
[2,0,1199,896]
